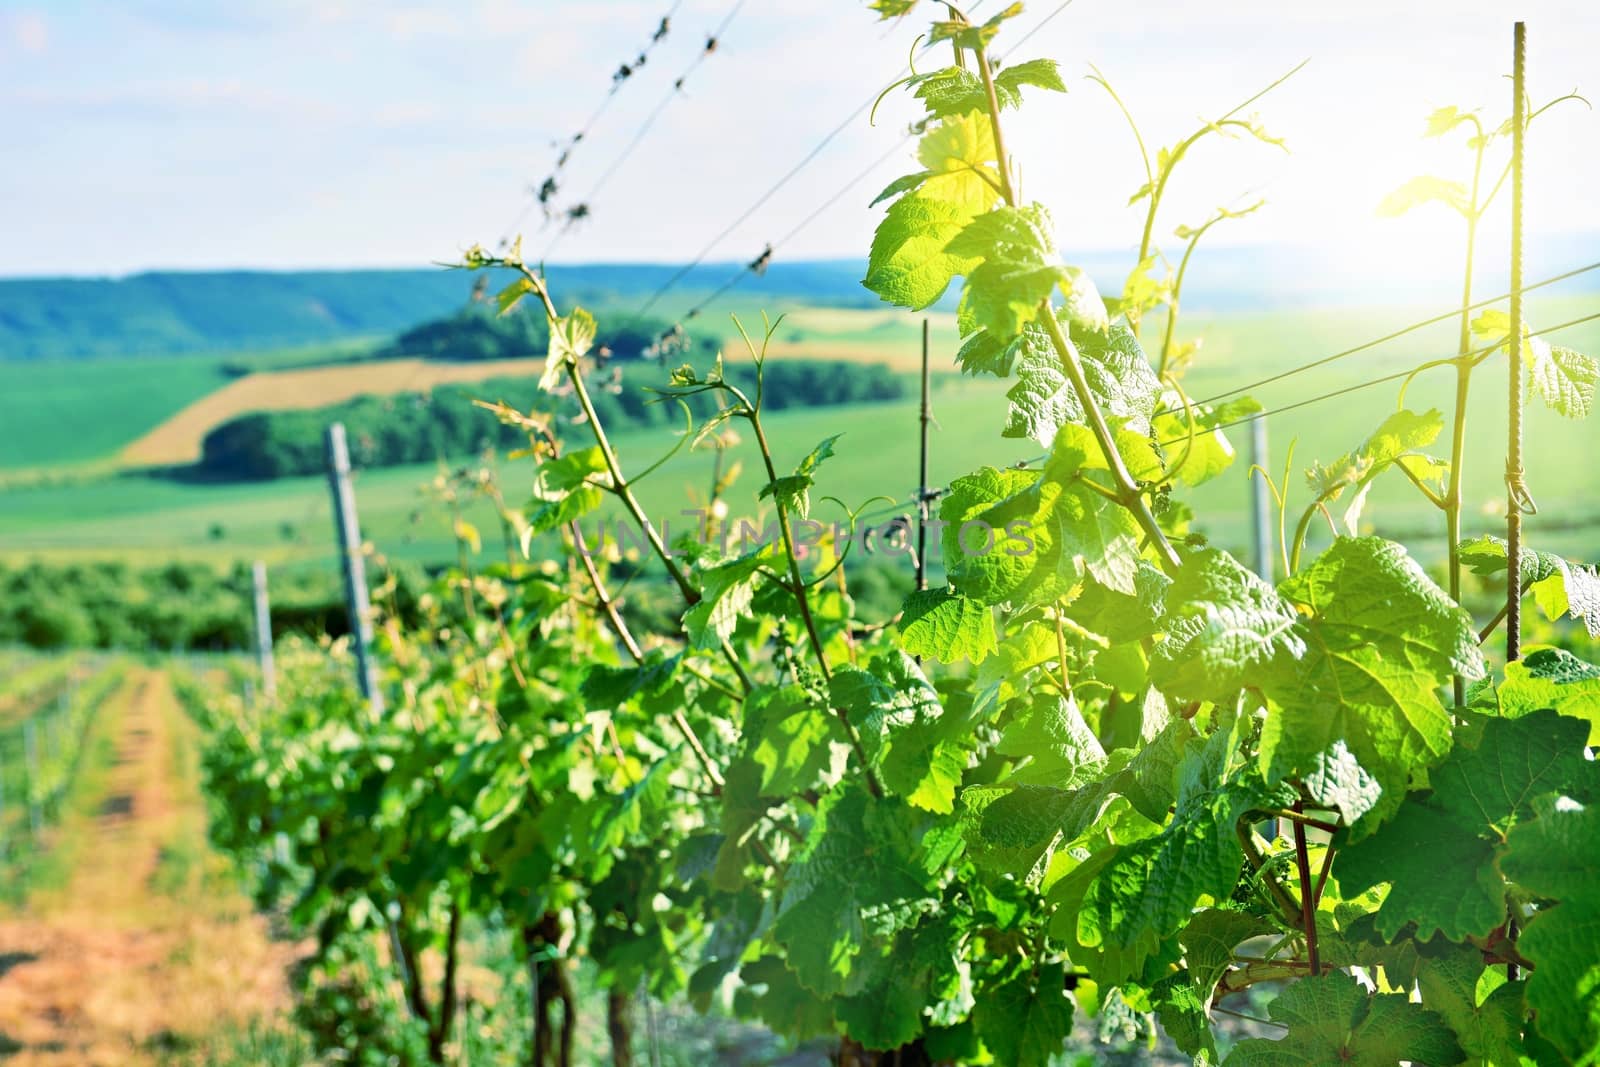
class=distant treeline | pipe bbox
[0,560,427,652]
[381,303,695,363]
[0,262,881,360]
[199,359,905,480]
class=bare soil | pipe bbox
[0,668,301,1065]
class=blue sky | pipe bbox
[3,0,1598,289]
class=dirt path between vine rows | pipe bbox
[0,667,302,1065]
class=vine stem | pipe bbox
[1235,817,1302,927]
[1444,115,1487,708]
[1291,801,1322,976]
[972,39,1182,574]
[493,258,755,698]
[495,258,696,600]
[563,346,699,605]
[746,409,832,681]
[743,399,884,799]
[570,521,726,791]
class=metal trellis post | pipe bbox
[1506,22,1531,664]
[325,422,385,715]
[252,559,277,703]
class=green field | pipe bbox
[0,338,380,474]
[1,295,1596,577]
[0,354,231,471]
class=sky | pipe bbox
[3,0,1598,291]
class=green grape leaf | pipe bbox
[1225,971,1465,1066]
[684,553,765,650]
[946,203,1070,342]
[1471,308,1512,340]
[1306,408,1443,534]
[994,694,1107,786]
[870,170,935,207]
[1152,396,1262,488]
[972,620,1058,711]
[911,67,990,118]
[966,720,1195,877]
[495,275,535,315]
[916,111,1001,214]
[743,685,847,796]
[1500,803,1600,1063]
[942,469,1062,604]
[1258,537,1484,828]
[713,758,770,891]
[928,2,1022,51]
[835,918,968,1050]
[1458,533,1566,585]
[1416,944,1528,1067]
[957,446,1143,602]
[527,445,609,535]
[898,587,998,665]
[1533,564,1600,638]
[1460,534,1600,642]
[956,324,1019,378]
[995,58,1068,96]
[1527,339,1598,419]
[1493,647,1600,742]
[1424,104,1477,138]
[759,434,840,518]
[1181,908,1274,1007]
[1153,908,1274,1057]
[1060,265,1109,335]
[1149,547,1305,705]
[1061,724,1283,983]
[1458,535,1600,639]
[1068,560,1171,643]
[939,465,1037,568]
[772,789,930,995]
[830,650,970,812]
[1337,709,1592,942]
[1150,974,1213,1058]
[581,650,681,709]
[958,783,1072,878]
[734,955,836,1040]
[864,194,981,310]
[1377,175,1470,218]
[542,307,597,390]
[910,60,1061,122]
[973,961,1075,1067]
[1004,317,1161,446]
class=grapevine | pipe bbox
[200,4,1600,1065]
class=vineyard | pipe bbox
[4,2,1600,1066]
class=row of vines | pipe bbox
[0,651,123,886]
[199,4,1600,1065]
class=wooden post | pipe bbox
[915,318,933,592]
[325,423,385,714]
[251,560,277,702]
[1250,416,1273,582]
